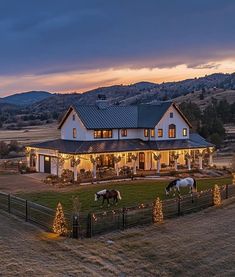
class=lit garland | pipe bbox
[152,197,164,224]
[213,185,221,206]
[53,202,68,236]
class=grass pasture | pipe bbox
[18,177,232,213]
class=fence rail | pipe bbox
[0,184,235,239]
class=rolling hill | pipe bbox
[0,91,53,106]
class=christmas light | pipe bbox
[53,202,68,236]
[213,184,221,206]
[152,197,164,224]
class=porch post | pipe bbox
[208,148,214,167]
[114,156,121,176]
[90,156,97,179]
[72,157,80,182]
[131,154,138,175]
[198,151,203,170]
[153,152,161,174]
[173,153,179,171]
[185,152,192,171]
[58,154,65,177]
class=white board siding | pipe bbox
[155,105,189,141]
[51,157,58,175]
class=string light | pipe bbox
[152,197,164,224]
[53,202,68,236]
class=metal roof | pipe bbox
[30,133,213,154]
[59,101,176,129]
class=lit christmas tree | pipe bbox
[153,197,164,224]
[213,185,221,206]
[53,202,68,236]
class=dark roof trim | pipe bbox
[58,106,74,129]
[172,103,192,128]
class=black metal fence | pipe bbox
[0,184,235,238]
[78,184,235,238]
[0,192,72,232]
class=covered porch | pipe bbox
[26,147,215,181]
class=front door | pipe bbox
[44,156,51,173]
[139,152,145,170]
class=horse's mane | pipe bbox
[166,179,180,189]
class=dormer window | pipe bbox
[94,130,112,139]
[144,129,149,137]
[121,129,127,137]
[170,112,174,118]
[168,124,176,138]
[73,128,77,138]
[72,114,76,121]
[183,128,187,136]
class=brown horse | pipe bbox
[94,189,122,206]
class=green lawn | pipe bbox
[18,176,232,214]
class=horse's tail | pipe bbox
[117,190,122,200]
[193,178,197,192]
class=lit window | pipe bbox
[144,129,149,137]
[170,112,173,118]
[150,129,155,137]
[183,128,187,136]
[94,130,112,139]
[72,114,76,121]
[73,128,77,138]
[158,129,163,137]
[121,129,127,137]
[103,130,112,138]
[168,124,176,138]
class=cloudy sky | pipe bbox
[1,0,235,96]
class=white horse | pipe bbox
[165,177,197,196]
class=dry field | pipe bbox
[0,198,235,276]
[0,123,60,145]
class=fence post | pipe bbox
[87,213,92,238]
[177,196,181,216]
[226,184,229,199]
[25,200,28,222]
[8,194,11,213]
[72,215,79,239]
[122,208,126,230]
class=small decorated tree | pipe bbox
[53,202,68,236]
[213,185,221,206]
[152,197,164,224]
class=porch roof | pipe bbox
[30,133,213,154]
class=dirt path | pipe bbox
[1,199,235,276]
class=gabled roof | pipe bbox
[58,101,191,130]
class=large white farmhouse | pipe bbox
[26,100,214,180]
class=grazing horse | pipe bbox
[94,189,122,206]
[165,177,197,196]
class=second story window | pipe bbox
[94,130,112,139]
[121,129,127,137]
[183,128,188,136]
[170,112,174,118]
[144,129,149,137]
[72,114,76,121]
[150,129,155,137]
[73,128,77,138]
[158,129,163,138]
[168,124,176,138]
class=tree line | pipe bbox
[180,99,235,147]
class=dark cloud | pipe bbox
[0,0,235,75]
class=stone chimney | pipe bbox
[95,94,110,109]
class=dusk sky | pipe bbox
[1,0,235,96]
